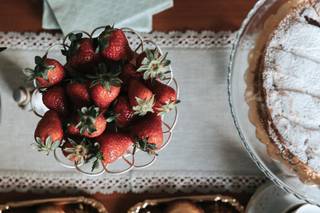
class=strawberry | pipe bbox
[34,110,63,154]
[120,63,142,85]
[97,132,133,164]
[62,138,102,171]
[62,33,96,69]
[66,81,91,107]
[126,46,135,61]
[151,80,179,115]
[42,86,69,115]
[67,106,107,138]
[24,55,65,88]
[131,114,163,153]
[98,26,130,61]
[88,63,122,109]
[136,49,171,80]
[114,96,134,127]
[90,84,120,109]
[128,79,155,116]
[62,139,89,163]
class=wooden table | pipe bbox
[0,0,257,212]
[0,0,256,32]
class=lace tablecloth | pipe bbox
[0,31,265,194]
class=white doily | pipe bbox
[0,31,236,50]
[0,170,266,194]
[0,31,265,194]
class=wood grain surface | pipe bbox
[0,0,257,212]
[0,0,256,32]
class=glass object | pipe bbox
[228,0,320,206]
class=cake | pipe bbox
[247,0,320,184]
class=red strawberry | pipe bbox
[97,132,133,164]
[66,123,80,136]
[34,110,63,154]
[90,84,120,109]
[24,55,65,88]
[67,106,107,138]
[120,63,142,85]
[114,96,134,127]
[136,49,171,80]
[98,26,129,61]
[131,114,163,152]
[42,86,69,115]
[66,81,91,107]
[126,46,135,61]
[62,33,96,69]
[151,80,179,115]
[88,63,122,109]
[128,79,155,116]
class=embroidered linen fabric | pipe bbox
[42,0,173,33]
[0,31,263,194]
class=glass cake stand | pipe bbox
[228,0,320,206]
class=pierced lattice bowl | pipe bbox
[20,27,179,176]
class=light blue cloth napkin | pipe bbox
[42,0,173,34]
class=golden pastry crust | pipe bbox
[36,205,65,213]
[165,200,204,213]
[246,0,320,184]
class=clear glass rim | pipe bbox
[227,0,319,206]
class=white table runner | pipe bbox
[0,31,264,194]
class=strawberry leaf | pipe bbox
[97,25,115,51]
[137,49,171,80]
[63,33,84,60]
[91,159,99,171]
[133,137,158,156]
[52,141,61,149]
[156,100,179,116]
[76,106,100,135]
[86,62,122,90]
[45,136,52,147]
[63,138,91,163]
[33,136,60,155]
[103,81,111,91]
[133,96,155,116]
[35,56,43,65]
[91,151,103,171]
[23,68,35,80]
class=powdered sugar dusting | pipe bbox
[264,1,320,172]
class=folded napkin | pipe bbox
[42,0,173,34]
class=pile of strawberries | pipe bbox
[24,26,179,171]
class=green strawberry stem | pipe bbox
[64,138,103,171]
[87,62,122,91]
[62,33,83,59]
[133,137,158,156]
[137,49,171,80]
[91,151,103,172]
[132,96,155,116]
[156,100,180,116]
[75,106,100,134]
[23,55,55,81]
[97,25,115,51]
